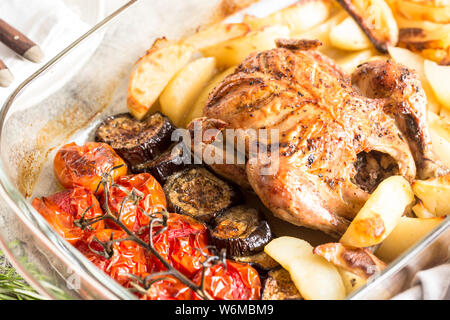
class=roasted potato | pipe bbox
[376,216,445,262]
[184,23,250,50]
[395,0,450,24]
[412,201,436,218]
[393,12,450,64]
[336,0,399,52]
[265,236,346,300]
[293,10,348,59]
[200,25,290,68]
[184,66,236,126]
[243,0,331,33]
[412,173,450,217]
[441,108,450,120]
[340,176,414,248]
[330,16,373,51]
[313,243,386,279]
[336,49,376,73]
[394,12,450,30]
[338,269,367,295]
[425,60,450,110]
[428,116,450,168]
[160,57,217,126]
[127,39,195,120]
[398,27,450,65]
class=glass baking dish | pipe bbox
[0,0,448,300]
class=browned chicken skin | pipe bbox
[190,39,446,237]
[351,60,447,179]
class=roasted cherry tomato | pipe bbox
[54,142,127,192]
[105,173,166,233]
[139,276,196,300]
[32,187,104,244]
[145,213,210,278]
[78,229,148,286]
[192,260,261,300]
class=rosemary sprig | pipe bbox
[0,254,43,300]
[74,165,226,300]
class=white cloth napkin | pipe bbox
[392,263,450,300]
[0,0,95,104]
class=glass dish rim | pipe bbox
[0,0,139,300]
[0,0,448,300]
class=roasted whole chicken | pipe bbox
[189,39,447,237]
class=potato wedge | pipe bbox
[338,269,367,295]
[200,25,290,68]
[160,57,217,126]
[396,0,450,23]
[365,54,390,62]
[330,16,373,51]
[313,243,386,279]
[340,176,414,248]
[243,0,331,34]
[394,12,450,31]
[184,66,236,126]
[376,216,444,262]
[440,107,450,120]
[388,46,426,77]
[428,116,450,168]
[293,10,348,59]
[265,237,346,300]
[412,174,450,217]
[412,201,436,218]
[293,10,347,41]
[388,46,441,113]
[184,23,250,50]
[336,49,376,73]
[398,24,450,65]
[127,39,195,120]
[336,0,399,52]
[425,60,450,111]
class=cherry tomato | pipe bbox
[139,276,196,300]
[54,142,127,192]
[192,260,261,300]
[75,240,110,273]
[105,173,166,233]
[78,229,148,286]
[144,213,210,278]
[32,187,104,244]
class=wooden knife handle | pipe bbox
[0,19,43,62]
[0,58,7,70]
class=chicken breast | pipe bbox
[190,39,446,237]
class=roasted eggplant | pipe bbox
[163,167,241,223]
[95,112,175,166]
[210,205,272,257]
[261,268,302,300]
[131,144,189,184]
[232,251,279,273]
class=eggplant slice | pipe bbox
[232,251,279,273]
[95,112,175,166]
[131,144,189,184]
[210,205,272,257]
[262,268,302,300]
[164,167,241,223]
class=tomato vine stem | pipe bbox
[74,165,226,300]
